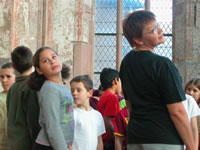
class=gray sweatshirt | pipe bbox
[36,81,74,150]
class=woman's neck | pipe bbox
[135,45,154,52]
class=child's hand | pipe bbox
[68,146,72,150]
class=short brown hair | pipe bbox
[123,10,156,47]
[70,75,93,91]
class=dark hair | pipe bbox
[100,68,119,90]
[98,84,104,92]
[185,78,200,91]
[11,46,33,73]
[123,10,156,47]
[1,62,12,69]
[61,63,70,80]
[1,62,17,76]
[27,46,70,91]
[70,75,93,91]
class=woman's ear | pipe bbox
[133,38,144,46]
[36,67,43,75]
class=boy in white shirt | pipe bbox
[70,75,106,150]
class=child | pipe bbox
[90,85,125,110]
[0,62,15,150]
[120,10,194,150]
[185,78,200,150]
[114,103,129,150]
[27,46,74,150]
[6,46,40,150]
[89,84,104,109]
[96,68,121,150]
[182,94,200,150]
[185,78,200,105]
[70,75,105,150]
[0,62,15,92]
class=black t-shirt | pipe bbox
[119,50,186,145]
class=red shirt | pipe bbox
[96,90,120,146]
[114,107,129,149]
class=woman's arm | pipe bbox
[97,136,103,150]
[167,102,195,150]
[191,117,199,150]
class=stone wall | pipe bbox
[0,0,95,80]
[173,0,200,86]
[1,0,200,87]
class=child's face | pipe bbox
[70,81,92,106]
[138,20,165,48]
[0,68,15,92]
[36,49,62,78]
[185,84,200,102]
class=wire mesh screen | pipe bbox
[150,0,172,59]
[122,0,145,58]
[94,0,172,89]
[94,0,118,88]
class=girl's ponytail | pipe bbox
[27,70,46,91]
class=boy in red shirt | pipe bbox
[96,68,121,150]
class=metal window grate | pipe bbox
[150,0,172,59]
[94,0,172,89]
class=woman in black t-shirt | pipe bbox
[120,10,194,150]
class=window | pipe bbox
[94,0,172,88]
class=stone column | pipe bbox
[72,0,95,78]
[42,0,76,71]
[173,0,200,86]
[43,0,95,78]
[0,0,12,64]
